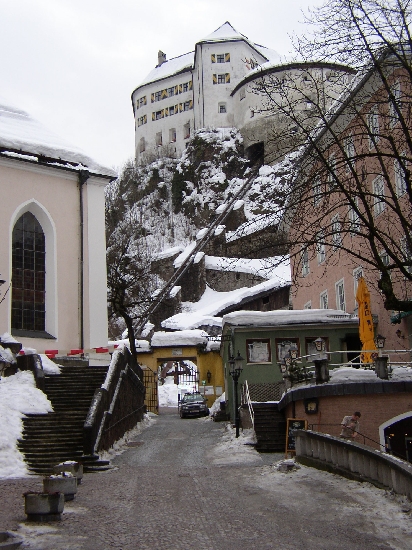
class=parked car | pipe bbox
[179,392,209,418]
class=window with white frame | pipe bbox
[327,153,337,190]
[401,235,412,274]
[313,178,322,206]
[331,215,342,249]
[183,122,190,140]
[302,247,310,276]
[394,157,408,197]
[353,267,363,306]
[316,229,326,264]
[344,134,355,172]
[348,197,360,236]
[320,290,328,309]
[373,175,385,216]
[167,87,175,97]
[367,106,379,149]
[335,279,346,311]
[304,301,312,309]
[217,74,226,84]
[169,105,175,116]
[218,102,227,113]
[389,81,401,127]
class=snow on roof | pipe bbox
[174,241,197,268]
[154,246,184,260]
[0,99,115,178]
[205,255,290,280]
[226,212,282,242]
[151,329,208,347]
[137,51,195,88]
[161,272,291,331]
[199,21,249,43]
[223,309,358,327]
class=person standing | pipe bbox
[340,412,361,439]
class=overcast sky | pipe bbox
[1,0,320,171]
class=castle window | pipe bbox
[169,105,175,116]
[12,212,45,332]
[217,74,226,84]
[156,132,162,146]
[217,54,225,63]
[167,87,175,97]
[218,103,226,113]
[183,123,190,140]
[155,110,163,120]
[139,137,146,153]
[182,82,189,93]
[154,91,162,102]
[169,128,176,143]
[139,96,146,107]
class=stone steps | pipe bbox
[19,364,111,474]
[252,403,286,452]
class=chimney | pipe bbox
[157,51,167,67]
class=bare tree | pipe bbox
[106,164,156,355]
[252,0,412,312]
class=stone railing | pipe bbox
[294,430,412,501]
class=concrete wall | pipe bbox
[295,430,412,501]
[282,389,412,452]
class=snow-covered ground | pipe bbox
[0,370,53,478]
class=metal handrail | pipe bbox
[241,381,255,428]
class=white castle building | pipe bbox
[132,22,354,164]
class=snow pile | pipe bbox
[158,374,198,407]
[390,366,412,380]
[0,370,53,478]
[223,308,357,327]
[99,413,156,461]
[151,329,208,347]
[209,392,225,416]
[162,274,291,331]
[329,366,379,383]
[208,424,259,466]
[39,354,61,375]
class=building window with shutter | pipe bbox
[218,103,227,113]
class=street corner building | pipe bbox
[0,98,116,353]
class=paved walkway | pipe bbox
[0,410,410,549]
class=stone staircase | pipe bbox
[18,364,111,475]
[253,402,287,452]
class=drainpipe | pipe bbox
[78,170,89,352]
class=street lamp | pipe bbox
[228,351,244,438]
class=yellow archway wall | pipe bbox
[137,346,224,407]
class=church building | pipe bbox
[0,99,115,354]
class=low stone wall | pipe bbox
[295,430,412,500]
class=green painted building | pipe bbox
[221,309,361,420]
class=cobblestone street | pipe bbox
[1,409,410,549]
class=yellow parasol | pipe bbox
[355,276,377,363]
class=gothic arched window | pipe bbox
[11,212,46,332]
